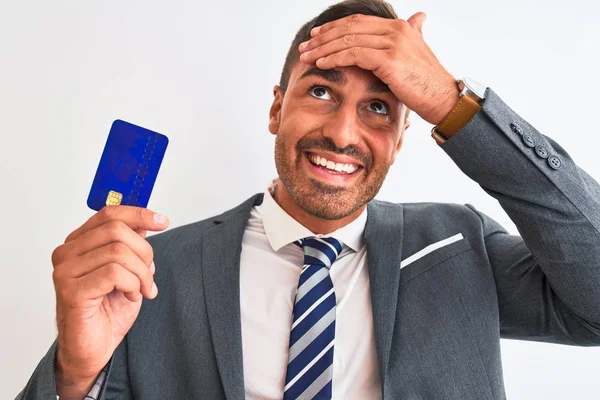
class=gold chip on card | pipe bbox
[106,190,123,206]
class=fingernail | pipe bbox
[299,41,308,50]
[311,26,321,35]
[154,213,168,225]
[150,261,156,275]
[151,282,158,297]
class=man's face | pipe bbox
[269,62,410,220]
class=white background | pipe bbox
[1,0,599,398]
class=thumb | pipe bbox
[407,12,427,34]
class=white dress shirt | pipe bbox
[239,185,382,399]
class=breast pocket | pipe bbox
[399,233,472,284]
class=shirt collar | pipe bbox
[258,181,367,253]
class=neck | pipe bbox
[273,181,365,235]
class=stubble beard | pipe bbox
[274,134,390,221]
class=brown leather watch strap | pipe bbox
[431,94,482,144]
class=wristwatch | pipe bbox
[431,78,487,143]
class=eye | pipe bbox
[308,85,332,100]
[368,100,389,115]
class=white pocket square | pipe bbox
[400,233,464,269]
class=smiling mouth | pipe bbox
[305,152,363,175]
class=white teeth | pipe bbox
[308,154,359,174]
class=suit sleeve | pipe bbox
[440,88,600,345]
[15,341,60,399]
[15,338,131,399]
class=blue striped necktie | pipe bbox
[284,236,344,400]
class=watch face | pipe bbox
[462,77,487,100]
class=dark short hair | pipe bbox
[278,0,410,120]
[279,0,397,93]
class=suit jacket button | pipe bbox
[522,133,536,147]
[548,155,561,169]
[535,145,549,159]
[510,122,523,135]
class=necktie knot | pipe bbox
[296,237,344,269]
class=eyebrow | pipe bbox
[367,80,393,94]
[299,67,345,85]
[298,66,392,94]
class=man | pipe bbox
[17,0,600,399]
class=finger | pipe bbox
[55,220,154,266]
[306,15,390,50]
[76,263,156,302]
[300,34,392,65]
[310,14,386,39]
[72,242,155,298]
[314,47,383,72]
[66,205,169,243]
[407,12,427,34]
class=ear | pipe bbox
[269,85,284,135]
[390,118,410,164]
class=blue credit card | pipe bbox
[87,119,169,211]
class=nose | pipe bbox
[321,106,360,150]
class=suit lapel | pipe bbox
[201,194,263,400]
[365,201,404,391]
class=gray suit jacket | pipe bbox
[18,89,600,399]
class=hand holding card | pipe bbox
[52,120,169,397]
